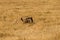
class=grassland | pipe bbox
[0,0,60,40]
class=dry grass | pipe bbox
[0,0,60,40]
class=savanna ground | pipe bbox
[0,0,60,40]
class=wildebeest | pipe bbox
[21,16,33,23]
